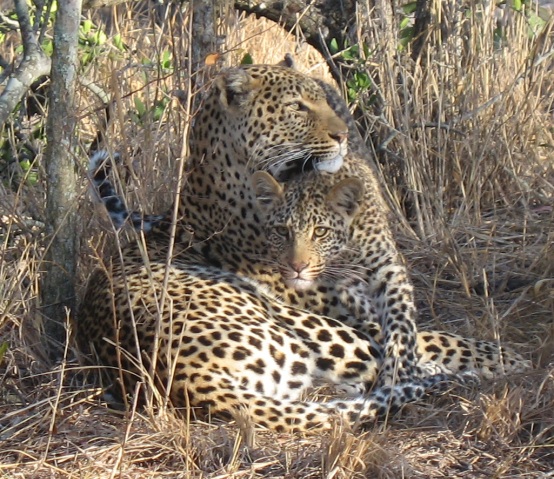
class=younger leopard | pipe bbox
[252,171,531,380]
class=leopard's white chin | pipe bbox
[284,278,315,291]
[314,154,344,173]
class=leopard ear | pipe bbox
[251,171,284,215]
[276,53,296,69]
[327,178,364,218]
[216,67,262,109]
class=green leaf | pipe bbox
[527,12,546,35]
[82,19,93,34]
[400,26,415,42]
[329,38,339,54]
[347,45,360,60]
[20,159,31,172]
[113,34,126,51]
[26,171,39,186]
[0,342,8,364]
[402,1,418,14]
[94,30,107,46]
[400,17,411,30]
[134,97,146,117]
[154,107,163,122]
[354,71,371,89]
[153,97,170,122]
[82,51,91,65]
[160,50,172,69]
[42,40,54,57]
[241,53,254,65]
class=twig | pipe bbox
[419,122,465,137]
[16,0,38,59]
[37,0,54,45]
[0,12,20,31]
[82,0,130,8]
[0,0,51,128]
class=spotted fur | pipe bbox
[79,240,462,432]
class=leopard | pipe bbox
[251,170,531,379]
[79,64,531,433]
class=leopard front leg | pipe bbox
[347,230,420,386]
[372,262,418,385]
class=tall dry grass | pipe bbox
[0,1,553,477]
[354,2,554,341]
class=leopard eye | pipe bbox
[273,225,290,238]
[313,227,330,239]
[288,101,309,112]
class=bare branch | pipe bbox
[16,0,38,53]
[236,0,357,52]
[0,12,20,31]
[82,0,130,8]
[0,0,51,127]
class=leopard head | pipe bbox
[191,65,348,181]
[252,171,364,290]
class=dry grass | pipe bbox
[1,1,554,477]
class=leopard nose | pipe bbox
[290,261,309,273]
[330,131,348,144]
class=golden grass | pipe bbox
[1,2,553,477]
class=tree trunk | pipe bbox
[41,0,82,359]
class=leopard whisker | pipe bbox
[264,150,311,173]
[329,260,375,274]
[326,260,370,273]
[252,142,308,169]
[322,268,369,285]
